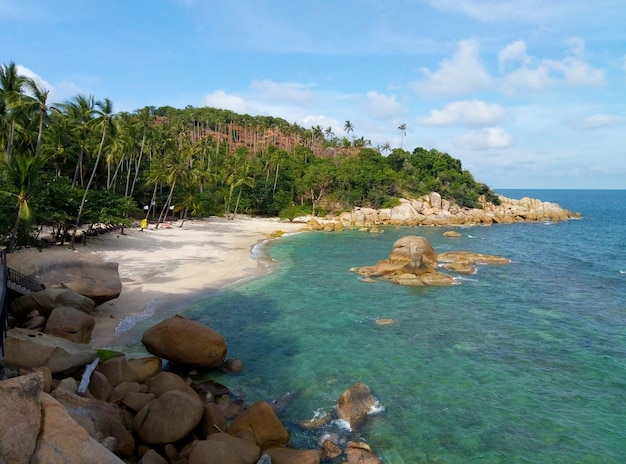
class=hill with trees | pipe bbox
[1,61,500,251]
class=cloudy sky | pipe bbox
[2,0,625,189]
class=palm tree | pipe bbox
[63,95,97,187]
[0,62,29,161]
[22,78,50,158]
[381,142,392,155]
[398,123,407,149]
[344,120,354,141]
[1,153,46,252]
[70,97,114,249]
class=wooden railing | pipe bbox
[1,251,46,358]
[1,250,7,358]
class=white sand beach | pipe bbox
[76,217,305,348]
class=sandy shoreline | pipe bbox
[76,216,304,348]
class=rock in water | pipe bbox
[336,382,381,431]
[141,315,227,368]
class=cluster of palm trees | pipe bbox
[2,60,496,252]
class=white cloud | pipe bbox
[363,91,405,120]
[250,79,315,105]
[453,127,512,150]
[419,100,505,128]
[570,114,617,130]
[498,40,530,71]
[15,65,80,104]
[414,39,492,97]
[499,38,605,95]
[204,90,251,113]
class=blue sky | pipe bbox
[1,0,625,189]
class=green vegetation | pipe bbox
[0,61,500,251]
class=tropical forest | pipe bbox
[0,61,500,252]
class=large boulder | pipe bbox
[336,383,381,431]
[3,328,97,375]
[7,249,122,305]
[265,447,322,464]
[11,287,95,319]
[388,236,438,273]
[44,306,95,343]
[228,401,290,450]
[32,393,124,464]
[0,371,43,464]
[51,388,135,457]
[133,390,204,444]
[141,315,227,368]
[187,433,261,464]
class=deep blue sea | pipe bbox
[120,190,626,463]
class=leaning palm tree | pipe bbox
[70,97,114,249]
[63,94,97,187]
[22,78,49,158]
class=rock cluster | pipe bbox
[8,288,97,343]
[352,235,510,286]
[302,192,580,230]
[1,314,384,463]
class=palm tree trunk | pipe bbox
[70,127,107,249]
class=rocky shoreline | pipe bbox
[306,192,580,230]
[0,193,580,463]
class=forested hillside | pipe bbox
[1,61,499,251]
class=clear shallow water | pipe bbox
[119,190,626,463]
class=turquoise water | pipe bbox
[123,190,626,463]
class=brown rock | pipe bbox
[265,447,322,464]
[133,390,204,445]
[3,328,97,375]
[98,355,140,386]
[336,383,380,431]
[10,288,95,319]
[198,402,228,437]
[88,370,113,401]
[0,372,43,464]
[127,356,162,383]
[418,272,457,286]
[122,392,155,412]
[346,441,381,464]
[389,236,438,273]
[51,388,135,457]
[228,401,290,450]
[141,315,227,368]
[109,381,145,404]
[7,249,122,305]
[31,393,124,463]
[138,449,168,464]
[147,371,199,399]
[188,433,261,464]
[321,439,342,460]
[44,306,95,343]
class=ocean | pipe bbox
[122,190,626,463]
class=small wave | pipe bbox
[331,418,352,432]
[620,270,626,274]
[368,400,385,415]
[114,299,158,336]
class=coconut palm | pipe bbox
[70,97,114,249]
[0,62,29,161]
[1,153,46,252]
[398,123,407,149]
[344,120,354,141]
